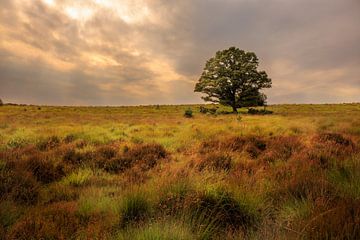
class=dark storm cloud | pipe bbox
[0,0,359,105]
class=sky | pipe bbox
[0,0,359,106]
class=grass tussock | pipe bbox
[102,143,168,173]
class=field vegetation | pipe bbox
[1,103,360,239]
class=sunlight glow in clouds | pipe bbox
[43,0,151,24]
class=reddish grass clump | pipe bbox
[200,136,267,159]
[197,153,232,171]
[262,136,303,163]
[271,163,335,203]
[313,133,356,158]
[303,198,360,239]
[103,143,168,173]
[7,202,80,240]
[318,133,354,147]
[62,148,94,166]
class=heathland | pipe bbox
[0,103,360,239]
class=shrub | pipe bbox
[184,108,193,118]
[197,153,232,171]
[9,172,40,205]
[0,163,40,204]
[0,98,3,106]
[63,148,94,166]
[120,193,150,226]
[26,155,65,184]
[103,144,168,173]
[126,143,167,170]
[97,145,118,160]
[199,106,217,114]
[248,108,273,115]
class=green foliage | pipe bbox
[184,108,193,118]
[199,106,217,115]
[248,108,273,115]
[195,47,271,112]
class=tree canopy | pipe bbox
[194,47,272,112]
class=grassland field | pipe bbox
[1,103,360,239]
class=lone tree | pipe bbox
[195,47,272,113]
[0,98,3,106]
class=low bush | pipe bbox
[0,167,40,205]
[199,106,217,114]
[97,145,118,160]
[63,148,94,166]
[26,155,65,184]
[102,143,168,173]
[248,108,273,115]
[184,108,193,118]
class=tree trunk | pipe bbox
[232,106,238,113]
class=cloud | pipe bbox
[0,0,359,105]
